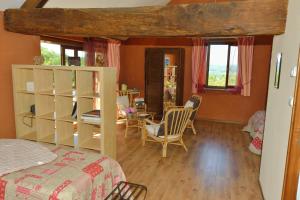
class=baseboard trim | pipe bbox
[196,117,245,125]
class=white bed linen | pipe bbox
[0,139,57,176]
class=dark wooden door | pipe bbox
[145,48,185,118]
[145,48,165,116]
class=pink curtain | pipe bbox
[107,40,121,84]
[192,38,208,93]
[237,37,254,96]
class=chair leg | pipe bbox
[191,122,197,135]
[142,128,146,146]
[125,119,128,138]
[180,139,188,152]
[162,142,168,157]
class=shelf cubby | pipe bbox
[76,70,98,96]
[14,93,35,115]
[54,69,76,96]
[13,68,34,92]
[34,68,54,93]
[56,121,76,147]
[77,97,95,122]
[78,123,101,151]
[36,118,56,144]
[35,94,55,118]
[15,115,36,141]
[56,96,75,121]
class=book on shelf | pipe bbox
[81,117,101,123]
[81,110,101,123]
[82,110,100,118]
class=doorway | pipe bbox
[145,48,185,118]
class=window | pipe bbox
[40,40,86,66]
[206,42,238,88]
[41,42,61,65]
[61,45,86,66]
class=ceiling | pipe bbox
[0,0,170,10]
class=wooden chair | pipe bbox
[118,90,129,96]
[142,107,192,157]
[186,95,202,135]
[165,95,202,135]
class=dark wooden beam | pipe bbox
[5,0,288,37]
[21,0,48,9]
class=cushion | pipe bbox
[188,96,201,120]
[146,124,161,136]
[117,95,130,110]
[146,124,179,139]
[157,111,180,137]
[184,100,194,108]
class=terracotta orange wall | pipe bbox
[119,36,273,124]
[0,12,40,138]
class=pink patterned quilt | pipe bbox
[0,146,125,200]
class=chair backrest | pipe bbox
[184,95,202,121]
[164,107,193,138]
[116,95,130,110]
[118,90,129,96]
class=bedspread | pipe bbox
[0,146,125,200]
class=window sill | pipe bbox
[203,87,240,95]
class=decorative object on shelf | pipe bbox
[274,52,282,89]
[26,81,35,92]
[33,56,44,65]
[30,104,35,115]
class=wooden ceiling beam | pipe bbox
[21,0,48,9]
[5,0,288,37]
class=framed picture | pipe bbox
[274,53,282,89]
[95,52,106,66]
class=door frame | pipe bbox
[282,48,300,199]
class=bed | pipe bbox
[0,141,125,200]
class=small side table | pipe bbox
[125,112,155,138]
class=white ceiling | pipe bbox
[0,0,170,10]
[0,0,25,10]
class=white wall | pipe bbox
[260,0,300,199]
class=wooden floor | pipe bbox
[116,120,263,200]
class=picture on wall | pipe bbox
[274,53,282,89]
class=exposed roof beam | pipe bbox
[5,0,288,37]
[21,0,48,8]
